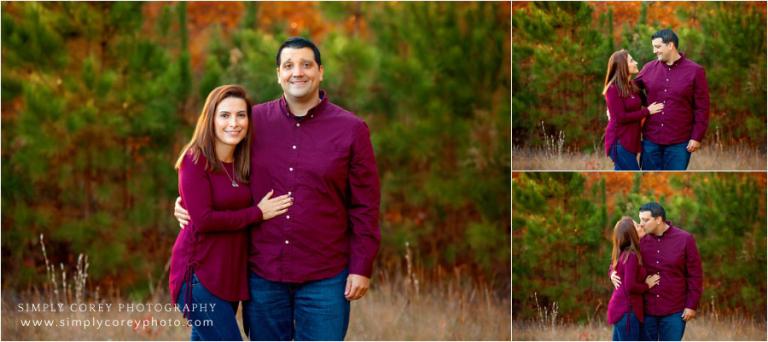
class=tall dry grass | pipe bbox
[513,315,766,340]
[512,144,766,170]
[1,236,510,340]
[512,292,766,341]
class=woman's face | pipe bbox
[627,54,639,74]
[634,220,646,239]
[213,97,249,148]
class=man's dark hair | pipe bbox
[639,202,666,221]
[651,29,679,49]
[275,37,322,67]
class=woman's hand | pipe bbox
[647,102,664,115]
[645,273,661,288]
[258,190,293,220]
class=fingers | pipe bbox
[261,190,275,202]
[344,277,352,297]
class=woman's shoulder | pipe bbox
[179,148,209,172]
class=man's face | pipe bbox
[638,211,660,235]
[276,47,324,101]
[652,38,674,62]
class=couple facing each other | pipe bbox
[607,202,703,341]
[602,29,710,171]
[168,37,381,340]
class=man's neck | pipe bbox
[665,52,682,66]
[653,223,670,236]
[285,93,321,117]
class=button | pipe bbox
[657,250,660,253]
[289,167,294,172]
[296,123,301,127]
[311,115,314,118]
[656,261,659,264]
[286,215,291,220]
[666,78,669,82]
[285,240,290,244]
[657,294,660,298]
[288,191,292,195]
[664,89,667,92]
[661,123,664,127]
[292,145,297,150]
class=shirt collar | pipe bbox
[666,53,685,68]
[279,90,329,120]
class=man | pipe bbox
[634,29,710,170]
[175,37,381,340]
[611,202,703,341]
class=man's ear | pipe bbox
[319,65,324,82]
[276,67,281,84]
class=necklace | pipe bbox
[221,159,239,187]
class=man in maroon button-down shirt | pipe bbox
[611,202,703,340]
[635,29,710,170]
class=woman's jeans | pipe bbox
[612,311,641,341]
[610,142,640,170]
[177,274,242,341]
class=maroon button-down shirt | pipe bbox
[604,83,649,156]
[635,54,710,145]
[639,223,703,316]
[170,154,259,304]
[248,91,381,283]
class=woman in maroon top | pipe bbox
[602,50,664,170]
[607,217,659,340]
[170,85,293,340]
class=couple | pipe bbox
[168,37,381,340]
[607,202,703,341]
[602,29,710,171]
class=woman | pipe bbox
[602,50,664,170]
[607,217,659,341]
[169,85,293,340]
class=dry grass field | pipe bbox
[512,315,766,340]
[512,144,766,170]
[1,236,510,340]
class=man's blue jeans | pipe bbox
[609,141,641,170]
[242,269,350,341]
[177,274,242,341]
[642,311,686,341]
[612,311,641,341]
[640,140,691,170]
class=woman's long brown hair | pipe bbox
[602,49,640,98]
[174,85,252,183]
[610,216,643,271]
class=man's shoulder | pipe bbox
[252,98,281,113]
[670,224,695,239]
[325,100,366,127]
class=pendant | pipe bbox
[232,181,239,187]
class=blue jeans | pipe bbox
[177,274,242,341]
[609,141,640,170]
[243,269,350,341]
[612,311,641,341]
[642,311,686,341]
[640,140,691,170]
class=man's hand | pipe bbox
[610,271,622,289]
[174,197,190,228]
[344,274,370,301]
[681,308,696,321]
[686,139,701,153]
